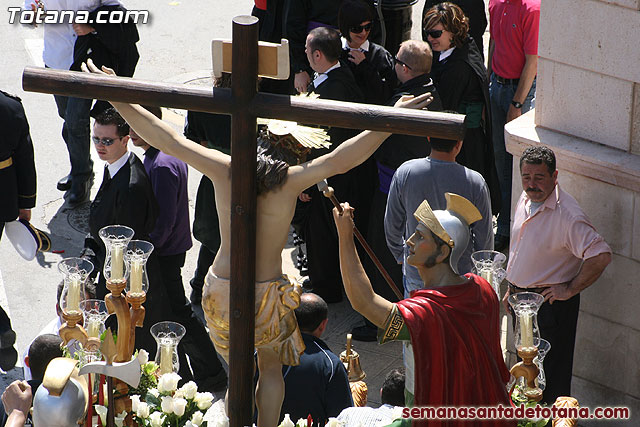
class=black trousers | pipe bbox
[189,244,217,297]
[0,225,13,334]
[537,293,580,404]
[157,253,225,390]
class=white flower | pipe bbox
[148,387,160,398]
[130,394,141,412]
[280,414,295,427]
[204,400,228,427]
[114,411,127,427]
[180,380,199,399]
[174,389,185,399]
[296,418,307,427]
[185,422,195,427]
[194,391,214,410]
[149,412,165,427]
[137,349,149,364]
[191,410,204,426]
[136,401,150,418]
[173,397,188,417]
[326,417,341,427]
[161,395,175,414]
[158,372,181,393]
[94,405,108,426]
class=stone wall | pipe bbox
[504,1,640,424]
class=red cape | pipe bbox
[397,274,514,426]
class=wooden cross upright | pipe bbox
[23,16,466,427]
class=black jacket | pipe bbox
[375,74,443,171]
[280,333,353,423]
[0,91,36,223]
[340,41,397,105]
[84,153,157,295]
[71,4,139,77]
[431,37,501,213]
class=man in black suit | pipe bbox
[297,27,376,303]
[80,108,172,361]
[0,90,36,370]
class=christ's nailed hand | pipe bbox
[393,92,433,110]
[82,58,116,77]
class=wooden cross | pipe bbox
[23,15,465,427]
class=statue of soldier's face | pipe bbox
[406,223,443,268]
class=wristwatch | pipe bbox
[511,100,523,109]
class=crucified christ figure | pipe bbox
[84,60,432,427]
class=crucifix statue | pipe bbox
[23,15,465,427]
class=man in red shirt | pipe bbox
[487,0,540,251]
[334,194,513,426]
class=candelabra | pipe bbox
[508,292,545,402]
[58,258,94,347]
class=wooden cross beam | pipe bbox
[22,16,466,427]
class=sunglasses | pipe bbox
[394,56,412,70]
[350,22,372,33]
[425,29,444,39]
[92,136,121,146]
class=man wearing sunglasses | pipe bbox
[81,108,167,356]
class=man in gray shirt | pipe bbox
[385,138,494,296]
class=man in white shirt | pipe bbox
[23,0,122,205]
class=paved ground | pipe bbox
[0,0,450,409]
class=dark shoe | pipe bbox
[351,324,377,342]
[67,179,90,205]
[0,330,17,371]
[0,329,16,349]
[57,174,72,191]
[0,348,17,371]
[495,235,510,253]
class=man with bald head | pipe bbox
[279,293,353,423]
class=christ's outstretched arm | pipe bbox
[83,60,231,184]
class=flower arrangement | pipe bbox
[92,350,214,426]
[511,384,549,427]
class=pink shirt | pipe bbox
[489,0,540,79]
[506,185,611,288]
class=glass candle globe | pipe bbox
[80,299,108,339]
[534,338,551,390]
[99,225,134,284]
[471,250,507,298]
[508,292,545,351]
[151,321,186,375]
[58,258,94,317]
[124,240,154,296]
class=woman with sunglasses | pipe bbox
[338,0,396,105]
[423,2,501,214]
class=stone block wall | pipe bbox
[535,0,640,152]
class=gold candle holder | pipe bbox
[509,346,543,402]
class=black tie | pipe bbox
[103,166,111,184]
